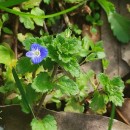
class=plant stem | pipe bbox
[36,92,47,117]
[13,16,19,59]
[36,64,58,116]
[58,2,71,27]
[0,1,85,19]
[108,103,115,130]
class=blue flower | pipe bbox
[26,43,48,64]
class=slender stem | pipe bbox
[36,92,47,117]
[58,2,71,27]
[13,16,19,59]
[108,103,115,130]
[0,1,85,19]
[36,64,58,116]
[43,21,49,33]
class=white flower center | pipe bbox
[33,49,40,57]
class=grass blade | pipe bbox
[0,0,28,7]
[12,68,30,111]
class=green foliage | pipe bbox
[31,115,57,130]
[85,40,105,61]
[90,91,106,114]
[97,0,130,43]
[31,7,45,26]
[20,16,35,30]
[98,73,124,106]
[97,0,115,15]
[16,57,38,74]
[32,72,53,92]
[56,76,79,96]
[0,45,15,65]
[21,0,42,10]
[108,13,130,43]
[12,68,31,113]
[43,0,51,5]
[2,27,13,34]
[64,98,84,113]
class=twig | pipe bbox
[43,21,49,33]
[13,16,19,59]
[58,1,71,27]
[116,108,130,125]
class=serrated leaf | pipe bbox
[56,76,79,96]
[31,115,57,130]
[110,77,124,90]
[32,72,53,92]
[90,91,106,114]
[23,37,44,50]
[20,16,34,30]
[21,0,42,10]
[16,57,38,74]
[108,13,130,43]
[109,91,124,106]
[31,7,44,26]
[61,60,80,77]
[98,73,109,86]
[0,45,14,65]
[64,98,84,113]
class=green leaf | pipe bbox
[23,37,45,50]
[2,13,9,22]
[102,59,109,70]
[2,27,13,34]
[12,68,30,112]
[31,7,44,26]
[98,73,109,86]
[16,57,38,74]
[90,91,106,114]
[26,84,38,105]
[43,0,51,4]
[32,72,53,92]
[97,52,106,59]
[21,0,42,10]
[64,98,84,113]
[20,16,34,30]
[97,0,115,15]
[0,45,14,65]
[31,115,57,130]
[61,60,80,77]
[110,77,124,90]
[108,13,130,43]
[56,76,79,96]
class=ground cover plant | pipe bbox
[0,0,130,130]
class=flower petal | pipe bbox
[40,47,48,58]
[31,43,41,51]
[26,51,34,58]
[31,56,43,64]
